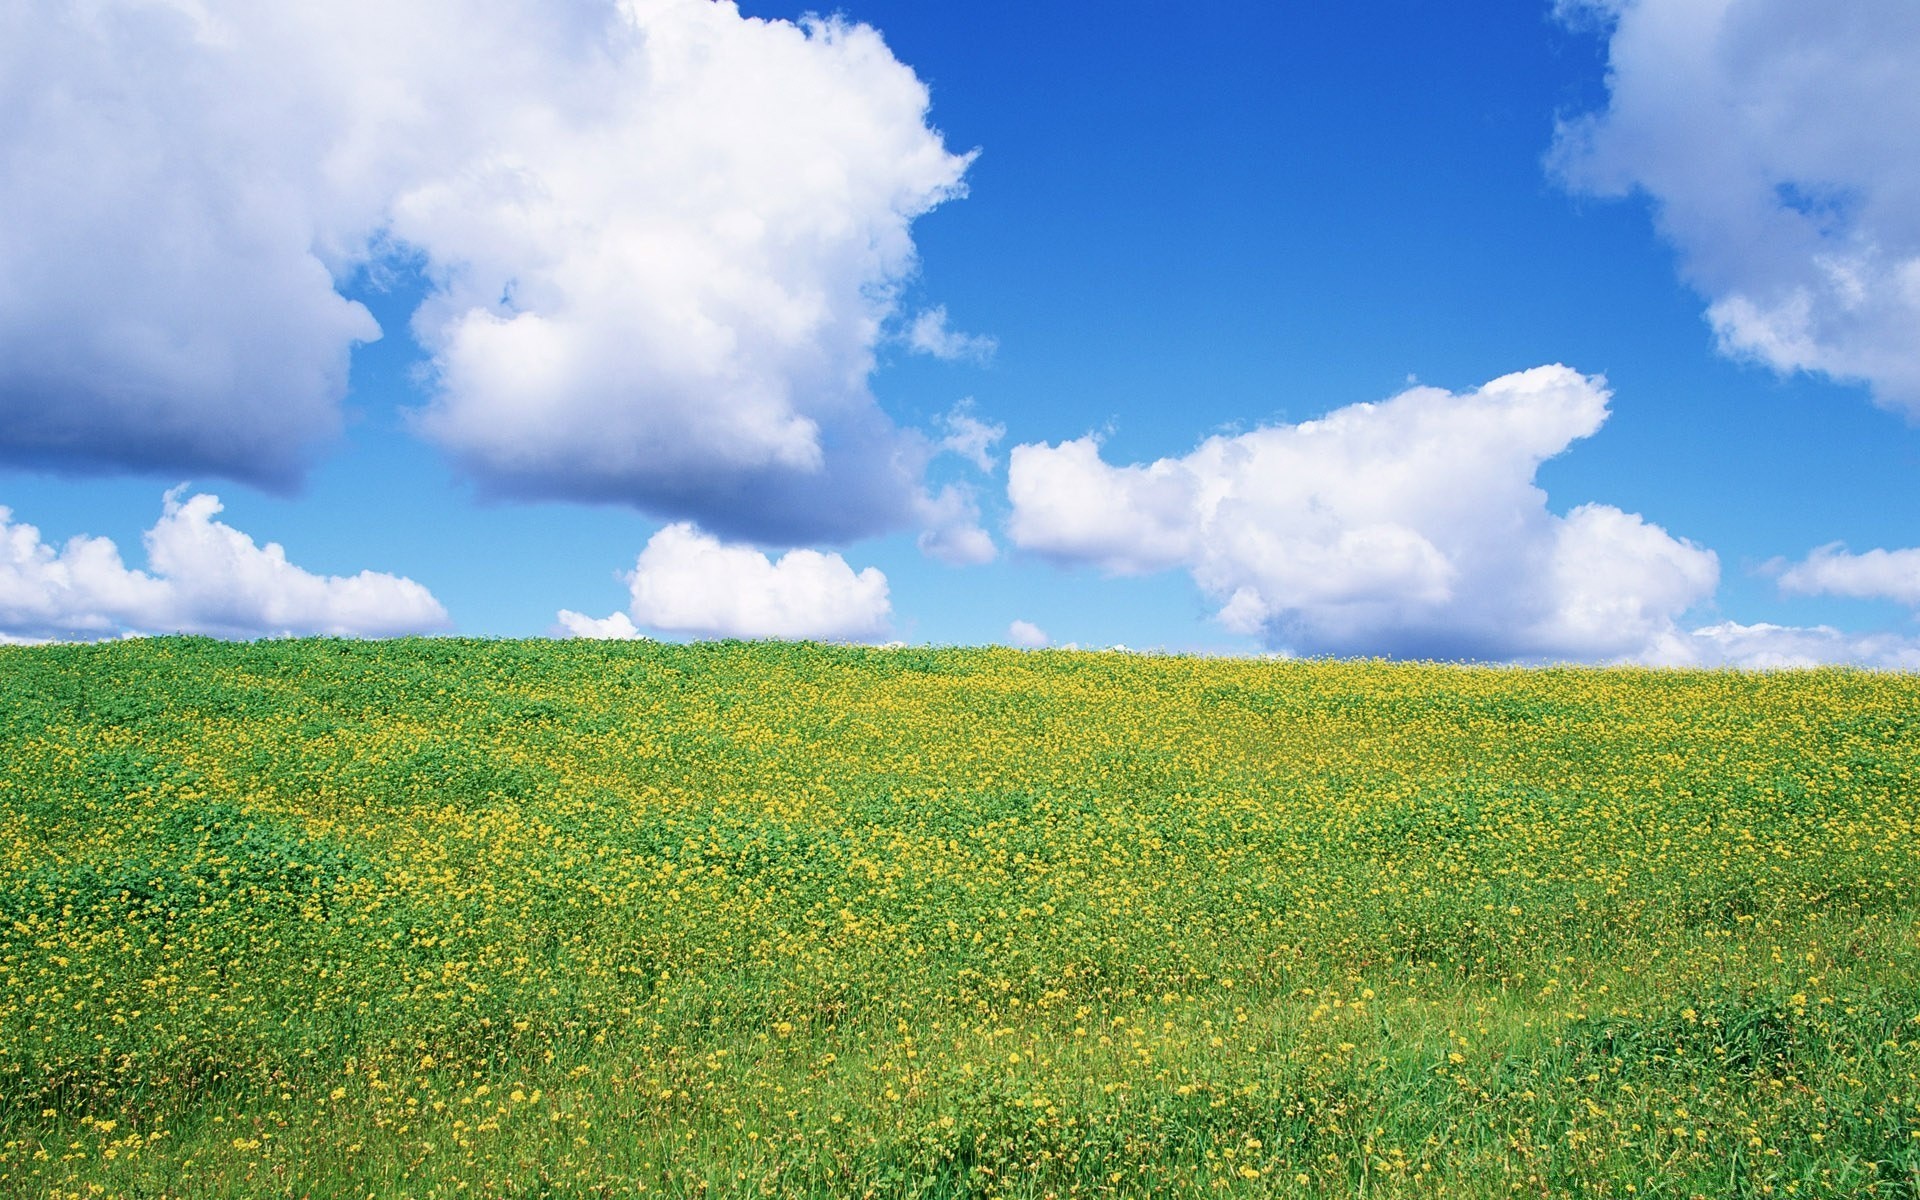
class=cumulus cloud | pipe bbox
[561,523,891,641]
[0,511,166,641]
[3,1,972,542]
[1552,0,1920,411]
[1006,619,1050,649]
[0,489,448,640]
[401,3,974,541]
[1773,543,1920,607]
[1007,365,1720,662]
[1668,621,1920,670]
[906,307,997,363]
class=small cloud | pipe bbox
[1007,619,1049,648]
[1772,543,1920,608]
[918,523,996,567]
[907,307,998,363]
[915,483,996,566]
[552,610,645,640]
[1668,621,1920,671]
[936,399,1006,472]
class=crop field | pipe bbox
[1,638,1917,1199]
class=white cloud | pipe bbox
[0,0,387,485]
[2,1,972,542]
[0,489,448,640]
[1553,0,1920,411]
[937,400,1006,471]
[1006,365,1720,662]
[906,306,997,363]
[1669,621,1920,670]
[552,609,644,640]
[914,484,996,566]
[1006,619,1050,648]
[401,2,974,541]
[1007,437,1204,578]
[0,511,165,641]
[1773,543,1920,607]
[917,523,997,568]
[1525,502,1724,663]
[567,522,891,641]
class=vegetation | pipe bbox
[1,637,1916,1198]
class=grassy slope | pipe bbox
[1,637,1917,1198]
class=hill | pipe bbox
[2,638,1916,1197]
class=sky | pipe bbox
[3,0,1919,665]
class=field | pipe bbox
[1,638,1917,1199]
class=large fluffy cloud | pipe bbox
[560,523,891,642]
[1553,0,1920,411]
[399,2,972,541]
[1007,366,1720,662]
[0,1,384,484]
[0,490,448,640]
[2,0,971,542]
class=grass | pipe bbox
[1,636,1916,1198]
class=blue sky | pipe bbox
[4,0,1918,664]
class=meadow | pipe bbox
[1,637,1916,1199]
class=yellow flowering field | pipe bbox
[1,637,1917,1198]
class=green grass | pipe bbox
[1,637,1916,1198]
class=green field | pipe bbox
[2,638,1917,1198]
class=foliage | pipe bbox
[1,637,1917,1197]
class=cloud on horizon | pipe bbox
[0,490,448,641]
[1553,0,1920,412]
[1007,365,1721,663]
[553,609,644,641]
[1006,619,1049,648]
[1674,620,1920,671]
[1,0,973,544]
[560,522,892,642]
